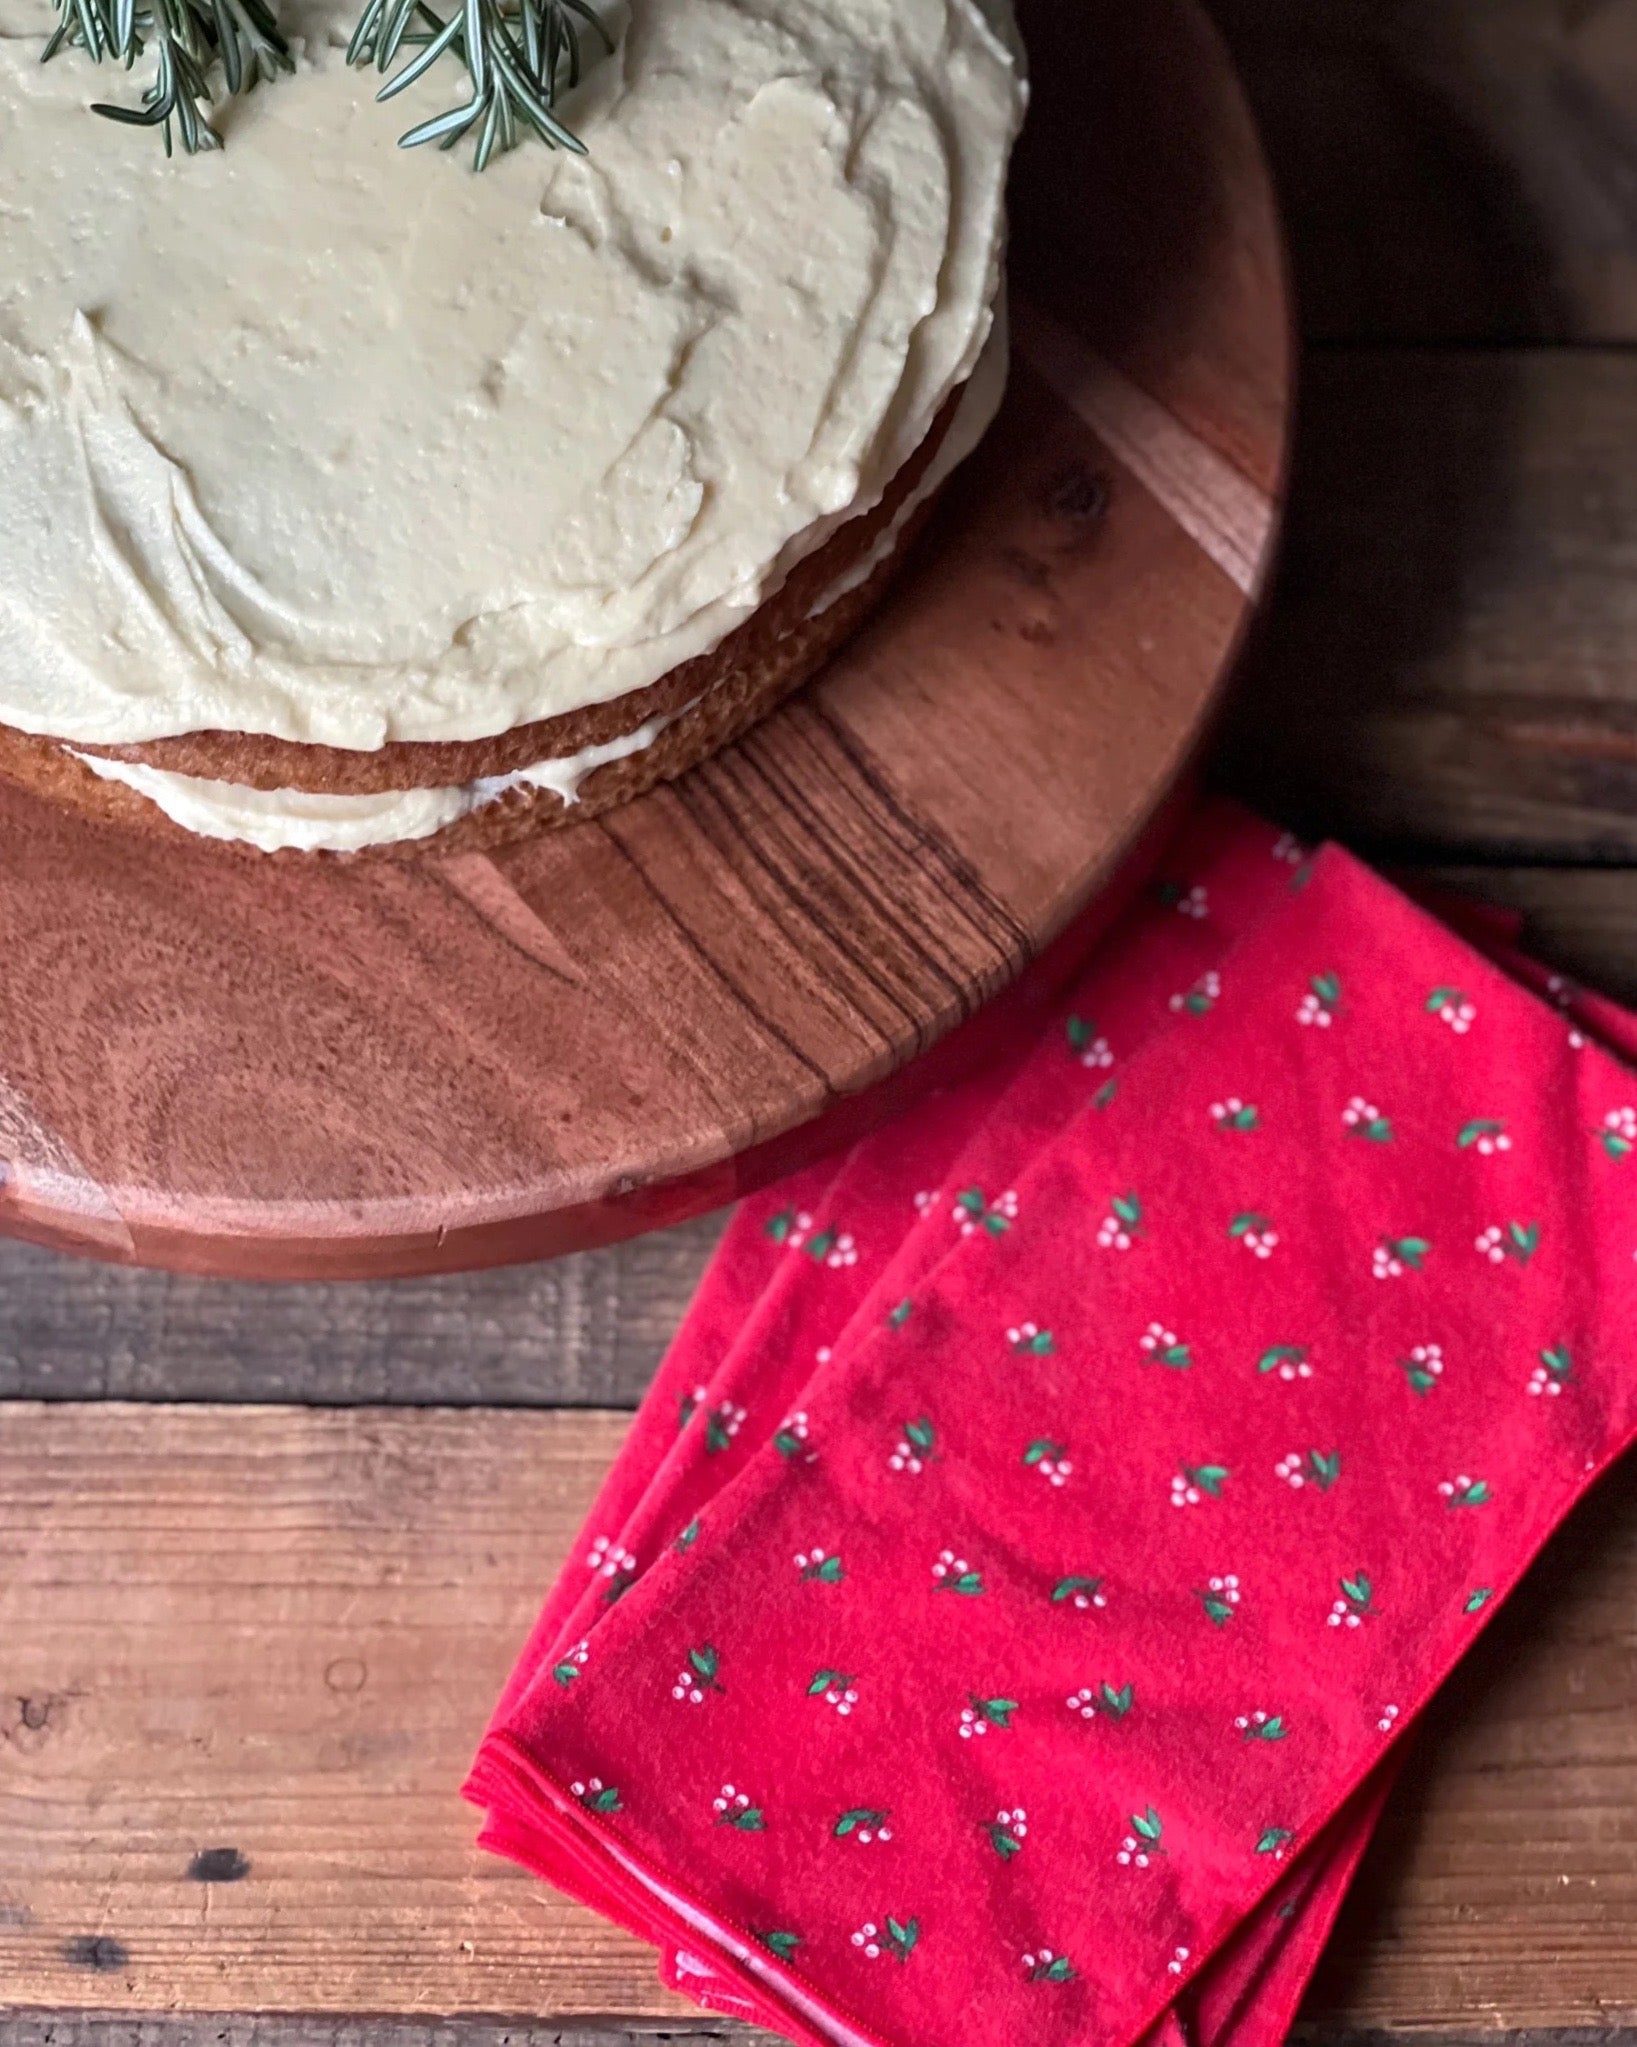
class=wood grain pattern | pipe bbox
[3,1403,1637,2032]
[1213,349,1637,860]
[0,0,1289,1283]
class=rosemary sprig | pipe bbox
[43,0,291,155]
[348,0,609,167]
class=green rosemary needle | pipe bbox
[43,0,291,155]
[348,0,609,167]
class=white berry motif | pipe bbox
[954,1187,1018,1237]
[1170,969,1221,1016]
[1259,1344,1312,1382]
[671,1643,723,1703]
[1438,1473,1492,1508]
[889,1417,935,1473]
[568,1775,622,1814]
[1475,1220,1540,1266]
[1172,884,1209,919]
[1021,1947,1078,1983]
[985,1807,1028,1859]
[1096,1193,1143,1249]
[710,1783,766,1831]
[913,1188,939,1215]
[808,1669,859,1716]
[586,1534,637,1583]
[1116,1808,1164,1867]
[1341,1096,1393,1142]
[1210,1095,1260,1132]
[1274,1449,1340,1491]
[1167,1946,1192,1977]
[1234,1709,1287,1742]
[1230,1213,1279,1257]
[701,1401,747,1454]
[1067,1015,1114,1068]
[1402,1342,1444,1394]
[1272,831,1304,866]
[773,1411,814,1461]
[1373,1234,1429,1279]
[793,1545,843,1583]
[1602,1107,1637,1159]
[1377,1703,1400,1734]
[1427,986,1476,1033]
[1199,1575,1240,1625]
[551,1638,590,1686]
[1023,1439,1073,1486]
[1296,972,1341,1026]
[1007,1320,1056,1355]
[931,1549,984,1595]
[1065,1679,1132,1722]
[1052,1574,1107,1610]
[1327,1573,1373,1628]
[1529,1345,1572,1397]
[1140,1323,1193,1369]
[1458,1118,1512,1155]
[850,1921,882,1959]
[959,1694,1017,1739]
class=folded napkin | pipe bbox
[469,805,1637,2047]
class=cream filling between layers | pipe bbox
[67,317,1007,853]
[0,0,1024,750]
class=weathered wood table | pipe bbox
[7,3,1637,2042]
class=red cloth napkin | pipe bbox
[468,804,1637,2047]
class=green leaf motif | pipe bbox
[972,1694,1018,1728]
[773,1429,805,1459]
[1311,972,1341,1006]
[588,1785,622,1813]
[1066,1015,1095,1050]
[1458,1118,1504,1149]
[1507,1220,1540,1263]
[1256,1827,1293,1855]
[1013,1328,1057,1354]
[986,1823,1023,1860]
[888,1298,914,1329]
[905,1417,936,1451]
[1051,1574,1103,1604]
[1358,1116,1393,1142]
[1465,1586,1494,1614]
[1029,1953,1077,1982]
[758,1930,801,1961]
[1223,1102,1260,1131]
[1391,1236,1431,1269]
[935,1570,985,1596]
[704,1415,731,1454]
[804,1553,844,1582]
[1100,1681,1133,1718]
[1258,1344,1307,1375]
[1229,1212,1270,1239]
[1246,1715,1286,1742]
[1426,985,1466,1013]
[689,1644,722,1687]
[1309,1450,1341,1491]
[1603,1129,1634,1160]
[1132,1806,1163,1844]
[1200,1591,1235,1627]
[1188,1463,1231,1496]
[678,1390,699,1429]
[674,1517,701,1552]
[833,1807,888,1838]
[885,1916,919,1963]
[956,1188,985,1216]
[1402,1360,1438,1396]
[1158,1342,1192,1368]
[551,1661,580,1686]
[1540,1344,1572,1380]
[804,1226,838,1263]
[1339,1573,1373,1613]
[1023,1439,1065,1467]
[1112,1193,1142,1227]
[1092,1079,1118,1110]
[808,1669,852,1696]
[1448,1478,1491,1509]
[720,1805,766,1831]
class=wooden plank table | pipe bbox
[8,2,1637,2040]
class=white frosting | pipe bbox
[71,703,686,851]
[63,317,1007,852]
[0,0,1023,751]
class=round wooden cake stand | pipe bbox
[0,0,1291,1280]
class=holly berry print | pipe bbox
[1066,1015,1113,1069]
[1023,1438,1073,1486]
[1051,1574,1107,1610]
[834,1807,893,1843]
[1275,1448,1340,1490]
[1296,972,1341,1026]
[671,1645,724,1702]
[1438,1473,1491,1508]
[1259,1343,1312,1382]
[703,1402,746,1454]
[1529,1345,1572,1397]
[1458,1117,1512,1154]
[1234,1709,1286,1741]
[985,1807,1028,1858]
[889,1418,935,1473]
[1373,1234,1430,1278]
[1171,1462,1230,1507]
[570,1775,622,1813]
[1007,1320,1056,1354]
[1021,1948,1077,1982]
[849,1916,918,1963]
[552,1638,589,1686]
[1341,1095,1392,1141]
[1210,1095,1260,1131]
[1097,1193,1143,1250]
[1402,1342,1445,1394]
[1169,968,1220,1016]
[773,1411,813,1460]
[712,1783,765,1830]
[1229,1213,1279,1258]
[1427,985,1476,1033]
[1475,1220,1540,1265]
[1198,1574,1241,1625]
[757,1929,801,1961]
[1328,1574,1373,1627]
[1117,1808,1165,1865]
[959,1694,1017,1738]
[953,1187,1017,1237]
[1140,1323,1193,1369]
[931,1550,983,1594]
[794,1545,844,1583]
[1065,1680,1133,1722]
[1600,1107,1636,1159]
[808,1670,859,1716]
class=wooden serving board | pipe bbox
[0,0,1290,1279]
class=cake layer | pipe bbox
[0,0,1024,752]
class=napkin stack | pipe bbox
[467,802,1637,2047]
